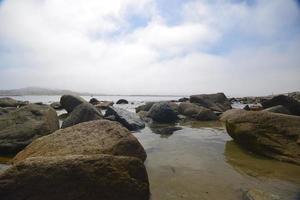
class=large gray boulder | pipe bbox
[222,109,300,165]
[105,106,145,131]
[261,95,300,116]
[0,155,149,200]
[263,105,291,115]
[0,97,28,108]
[148,102,179,123]
[60,94,86,113]
[13,120,147,163]
[190,93,232,112]
[178,102,217,120]
[61,103,103,128]
[0,104,59,155]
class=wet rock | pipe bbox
[61,103,103,128]
[178,97,189,102]
[0,155,150,200]
[243,189,280,200]
[261,95,300,116]
[0,104,59,155]
[223,109,300,165]
[178,102,217,120]
[89,97,100,105]
[116,99,129,104]
[190,93,232,112]
[95,101,114,110]
[13,120,147,163]
[105,106,145,131]
[50,101,63,110]
[0,97,28,108]
[263,105,291,115]
[135,102,155,113]
[148,102,179,123]
[60,94,86,113]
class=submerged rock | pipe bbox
[105,106,145,131]
[223,109,300,165]
[0,97,28,108]
[148,102,179,123]
[60,94,86,113]
[13,120,147,163]
[0,104,59,155]
[178,102,217,120]
[50,101,63,110]
[0,155,150,200]
[190,93,232,112]
[116,99,129,104]
[263,105,291,115]
[135,102,155,113]
[243,189,280,200]
[261,95,300,116]
[61,102,103,128]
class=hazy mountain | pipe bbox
[0,87,92,96]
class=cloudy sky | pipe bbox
[0,0,299,96]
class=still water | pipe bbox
[1,96,300,200]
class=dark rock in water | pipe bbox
[178,97,189,102]
[116,99,129,104]
[261,95,300,116]
[0,97,28,108]
[0,155,150,200]
[243,189,280,200]
[50,101,63,110]
[95,101,114,110]
[60,94,86,113]
[13,120,147,163]
[105,106,145,131]
[149,123,182,137]
[61,103,103,128]
[89,97,100,105]
[148,102,179,123]
[0,104,59,155]
[222,109,300,165]
[135,102,155,113]
[190,93,232,112]
[263,105,291,115]
[178,102,217,120]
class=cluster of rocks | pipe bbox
[221,94,300,166]
[0,96,149,200]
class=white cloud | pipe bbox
[0,0,299,96]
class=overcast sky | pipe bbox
[0,0,299,96]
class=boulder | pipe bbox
[178,97,189,102]
[263,105,291,115]
[135,102,155,113]
[178,102,218,120]
[0,155,149,200]
[105,106,145,131]
[137,111,152,123]
[148,102,179,123]
[0,104,59,155]
[60,94,86,113]
[61,103,103,128]
[13,120,147,163]
[261,95,300,116]
[50,101,62,110]
[0,97,28,108]
[89,97,100,105]
[95,101,114,110]
[243,189,280,200]
[116,99,128,104]
[223,109,300,165]
[190,93,232,112]
[288,92,300,102]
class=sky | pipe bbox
[0,0,299,96]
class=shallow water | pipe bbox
[1,96,300,199]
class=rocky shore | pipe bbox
[0,91,299,199]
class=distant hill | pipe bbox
[0,87,92,96]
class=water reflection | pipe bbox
[148,123,182,138]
